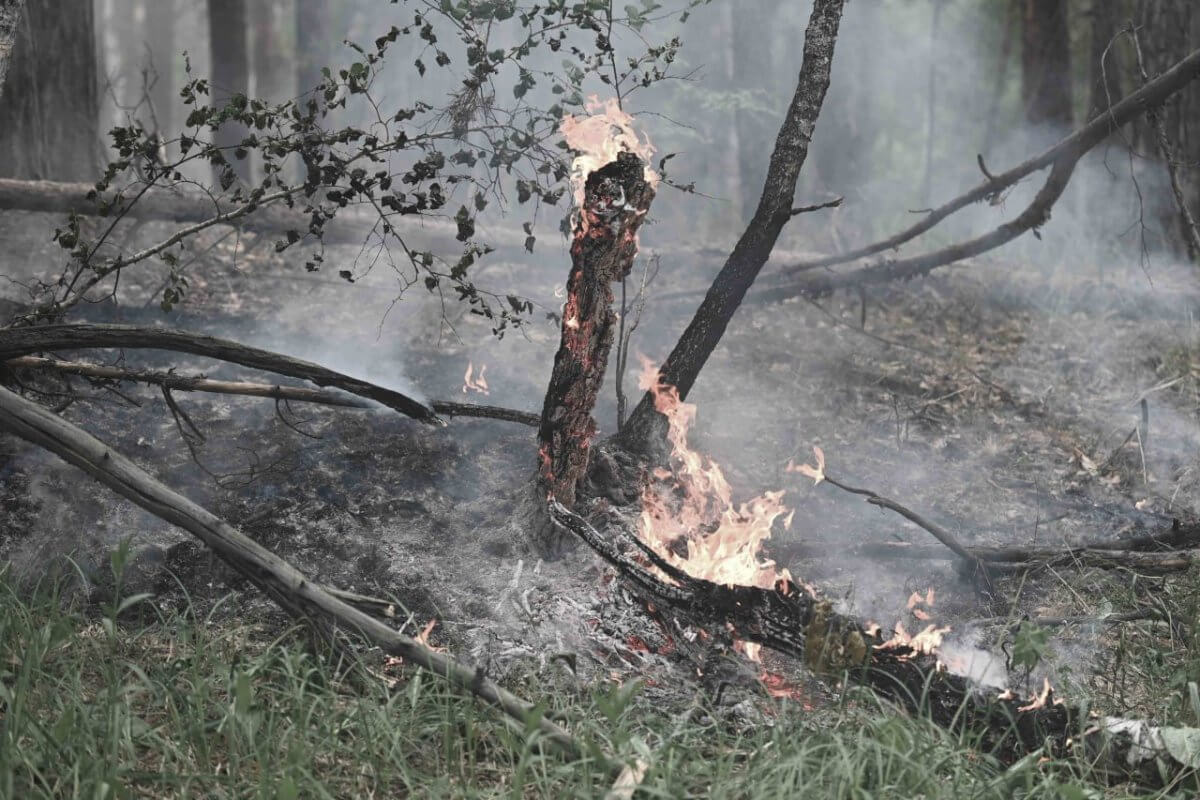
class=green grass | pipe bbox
[0,561,1190,799]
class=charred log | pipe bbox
[537,152,654,511]
[549,500,1200,787]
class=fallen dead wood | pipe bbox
[776,538,1199,573]
[617,0,845,448]
[548,499,1200,786]
[4,355,541,427]
[775,45,1200,278]
[0,383,604,771]
[0,324,441,424]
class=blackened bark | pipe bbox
[619,0,844,449]
[538,152,655,508]
[208,0,251,184]
[1021,0,1073,127]
[0,0,98,181]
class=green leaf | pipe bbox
[1010,622,1049,672]
[1161,727,1200,769]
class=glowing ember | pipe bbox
[413,619,444,653]
[876,621,951,658]
[760,671,812,707]
[1017,677,1060,712]
[635,357,792,590]
[559,96,658,219]
[786,446,825,485]
[462,361,489,395]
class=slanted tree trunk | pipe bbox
[537,152,655,514]
[0,0,99,181]
[1021,0,1073,128]
[207,0,251,184]
[618,0,845,451]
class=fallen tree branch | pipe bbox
[0,324,441,424]
[4,355,541,427]
[776,45,1200,277]
[753,155,1079,303]
[548,499,1200,786]
[0,384,601,770]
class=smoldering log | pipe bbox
[549,500,1200,787]
[537,152,655,507]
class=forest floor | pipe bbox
[2,210,1200,796]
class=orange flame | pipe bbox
[876,621,951,658]
[1017,677,1061,712]
[634,357,791,591]
[462,361,489,395]
[559,96,658,229]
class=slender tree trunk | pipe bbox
[619,0,845,450]
[144,0,176,136]
[251,0,287,102]
[1021,0,1073,128]
[295,0,332,98]
[207,0,251,184]
[0,0,99,181]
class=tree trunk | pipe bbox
[537,152,655,512]
[618,0,845,450]
[207,0,251,184]
[0,0,99,181]
[251,0,287,102]
[144,0,176,136]
[0,0,26,99]
[295,0,332,98]
[1021,0,1073,128]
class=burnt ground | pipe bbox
[2,209,1199,724]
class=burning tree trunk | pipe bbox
[618,0,844,452]
[536,143,655,512]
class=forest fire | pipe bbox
[559,95,658,228]
[635,357,792,591]
[461,361,489,395]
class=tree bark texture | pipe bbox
[619,0,844,449]
[1021,0,1073,127]
[0,0,25,99]
[208,0,251,184]
[538,152,654,507]
[0,0,98,181]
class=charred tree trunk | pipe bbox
[207,0,251,185]
[618,0,844,451]
[1021,0,1073,129]
[537,152,655,515]
[0,0,99,181]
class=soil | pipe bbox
[1,208,1198,721]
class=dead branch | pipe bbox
[777,45,1200,277]
[0,383,600,770]
[618,0,846,449]
[0,324,441,424]
[753,154,1079,303]
[4,356,540,427]
[548,499,1199,786]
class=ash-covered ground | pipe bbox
[2,206,1198,719]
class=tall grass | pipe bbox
[0,553,1184,798]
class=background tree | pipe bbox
[1021,0,1073,128]
[207,0,251,184]
[0,0,99,180]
